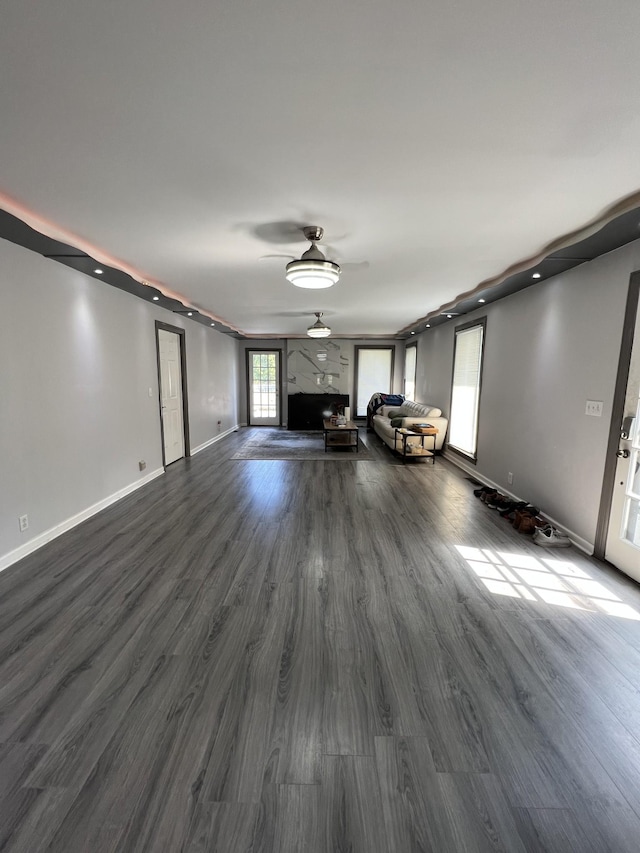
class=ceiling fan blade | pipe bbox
[259,254,296,261]
[252,221,309,245]
[341,261,370,272]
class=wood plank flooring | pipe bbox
[2,426,640,851]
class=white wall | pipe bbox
[0,238,239,568]
[414,238,640,549]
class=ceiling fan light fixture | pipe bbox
[307,312,331,338]
[285,226,341,288]
[286,258,340,289]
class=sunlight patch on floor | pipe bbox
[455,545,640,620]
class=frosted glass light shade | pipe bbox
[307,322,331,338]
[285,259,340,289]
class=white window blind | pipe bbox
[449,324,484,457]
[404,345,417,401]
[356,348,393,416]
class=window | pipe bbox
[404,344,417,401]
[354,346,395,417]
[449,319,486,459]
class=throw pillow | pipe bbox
[386,408,403,419]
[390,417,403,428]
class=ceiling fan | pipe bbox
[286,226,340,289]
[259,225,368,287]
[306,312,332,337]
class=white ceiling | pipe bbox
[2,1,640,337]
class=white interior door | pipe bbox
[249,350,281,425]
[158,329,185,465]
[605,295,640,580]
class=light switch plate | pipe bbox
[585,400,604,417]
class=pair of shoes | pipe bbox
[473,485,493,499]
[491,497,524,513]
[513,506,539,530]
[481,490,498,504]
[499,500,528,518]
[518,515,545,534]
[486,493,509,509]
[533,524,571,548]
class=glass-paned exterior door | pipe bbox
[248,350,281,426]
[606,290,640,580]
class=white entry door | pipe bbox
[158,329,185,465]
[605,291,640,580]
[248,350,281,425]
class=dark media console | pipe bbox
[287,394,350,430]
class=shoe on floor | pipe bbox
[499,500,527,518]
[516,513,545,534]
[473,485,494,498]
[486,493,508,509]
[533,524,571,548]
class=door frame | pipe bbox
[354,345,396,419]
[245,348,283,426]
[155,321,190,465]
[594,271,640,560]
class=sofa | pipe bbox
[371,400,448,453]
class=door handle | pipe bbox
[621,415,635,440]
[616,449,630,459]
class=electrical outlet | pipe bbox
[19,514,29,532]
[507,472,513,485]
[139,460,146,471]
[585,400,604,417]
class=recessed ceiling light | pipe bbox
[426,324,431,328]
[152,296,160,301]
[210,322,215,326]
[410,331,416,335]
[532,272,541,279]
[94,268,103,274]
[447,314,452,319]
[478,298,486,303]
[187,312,193,317]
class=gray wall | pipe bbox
[414,238,640,549]
[0,238,239,568]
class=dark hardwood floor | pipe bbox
[2,426,640,851]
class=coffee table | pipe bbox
[323,419,359,452]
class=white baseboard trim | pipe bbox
[0,467,165,573]
[442,450,594,556]
[191,425,239,456]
